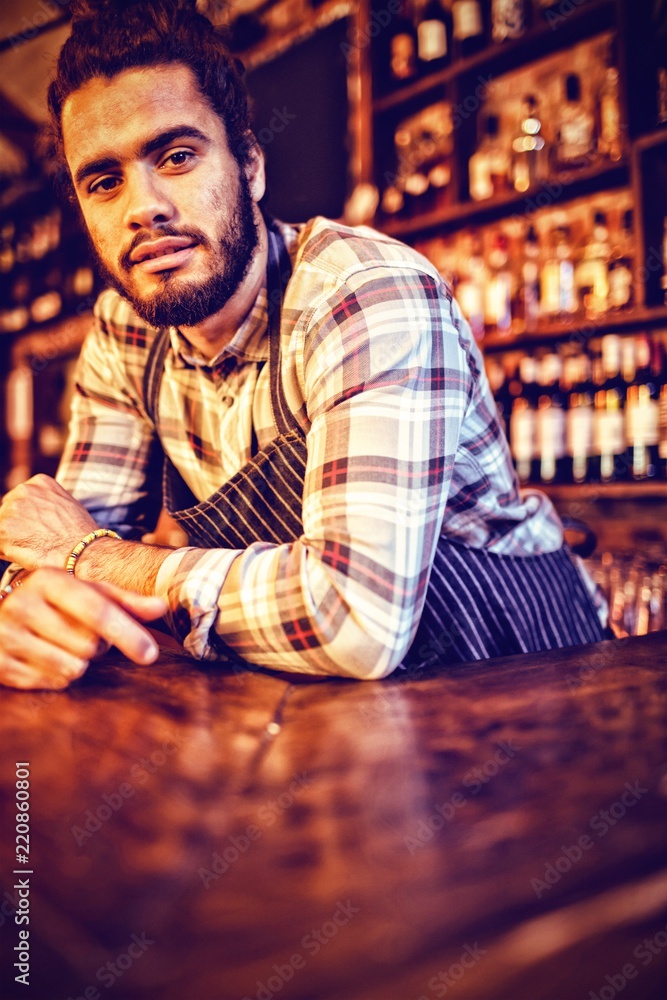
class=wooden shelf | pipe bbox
[372,0,616,114]
[633,128,667,154]
[377,160,629,238]
[482,306,667,352]
[538,481,667,502]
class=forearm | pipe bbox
[75,537,173,595]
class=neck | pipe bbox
[179,211,269,360]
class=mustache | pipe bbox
[119,225,212,271]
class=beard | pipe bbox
[90,172,260,329]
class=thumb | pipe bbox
[94,581,169,621]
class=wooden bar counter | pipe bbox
[1,630,667,1000]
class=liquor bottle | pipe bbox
[493,356,520,440]
[535,353,567,483]
[403,166,431,215]
[491,0,527,43]
[553,73,595,171]
[621,334,636,388]
[596,46,623,162]
[468,114,509,201]
[626,384,659,480]
[600,334,624,396]
[456,233,486,339]
[512,354,540,482]
[575,210,610,318]
[452,0,486,59]
[540,225,576,318]
[485,231,513,335]
[659,383,667,478]
[566,391,594,483]
[416,0,452,73]
[608,209,634,311]
[510,95,548,193]
[521,224,540,333]
[389,1,418,83]
[596,389,625,483]
[510,396,536,483]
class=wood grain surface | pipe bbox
[1,633,666,1000]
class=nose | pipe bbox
[122,166,175,231]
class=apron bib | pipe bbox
[142,218,606,668]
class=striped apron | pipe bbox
[143,219,606,670]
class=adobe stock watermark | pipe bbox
[8,0,70,48]
[242,900,360,1000]
[65,931,154,999]
[588,918,667,1000]
[70,732,187,846]
[530,779,649,898]
[417,941,487,999]
[198,772,312,887]
[543,0,588,31]
[340,0,400,62]
[236,108,296,161]
[404,740,521,854]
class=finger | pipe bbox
[94,581,169,621]
[0,639,87,689]
[32,571,162,664]
[6,594,108,663]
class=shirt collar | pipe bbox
[168,277,270,369]
[165,219,299,369]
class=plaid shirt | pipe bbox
[54,216,580,678]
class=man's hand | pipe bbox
[0,474,98,570]
[0,569,168,690]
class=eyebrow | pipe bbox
[74,126,211,188]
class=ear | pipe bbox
[242,133,266,203]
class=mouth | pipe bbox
[130,237,199,274]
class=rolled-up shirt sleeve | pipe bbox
[156,266,471,679]
[56,293,162,538]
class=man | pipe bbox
[0,0,607,691]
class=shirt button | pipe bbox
[221,395,234,407]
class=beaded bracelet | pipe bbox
[0,576,24,605]
[65,528,122,575]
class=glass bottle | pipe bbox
[521,224,541,333]
[566,391,594,484]
[456,233,486,340]
[596,51,623,162]
[536,353,567,483]
[510,396,536,484]
[659,384,667,478]
[416,0,452,73]
[510,95,548,193]
[540,225,576,318]
[554,73,595,171]
[608,209,634,311]
[491,0,528,43]
[452,0,486,59]
[469,114,509,201]
[389,1,418,84]
[485,231,513,335]
[575,210,610,318]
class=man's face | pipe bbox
[61,63,262,329]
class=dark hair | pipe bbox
[45,0,254,197]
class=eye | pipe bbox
[89,176,121,194]
[161,149,195,168]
